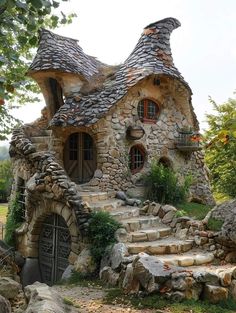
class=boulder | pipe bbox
[99,266,119,286]
[210,200,236,245]
[110,243,129,270]
[133,255,183,293]
[61,265,74,281]
[0,277,21,299]
[122,263,140,294]
[74,248,96,274]
[115,228,128,243]
[0,295,11,313]
[193,271,219,285]
[203,284,228,303]
[24,282,68,313]
[21,258,42,287]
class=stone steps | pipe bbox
[121,216,163,232]
[155,251,215,267]
[31,135,51,152]
[110,206,140,220]
[127,238,194,255]
[88,199,125,211]
[80,191,109,203]
[128,227,171,242]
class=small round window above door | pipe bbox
[64,132,97,184]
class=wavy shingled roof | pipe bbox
[29,18,197,127]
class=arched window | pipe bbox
[137,99,160,123]
[129,145,146,174]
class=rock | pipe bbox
[133,255,182,293]
[115,228,128,243]
[116,191,128,201]
[0,295,11,313]
[61,265,74,281]
[122,263,140,294]
[169,291,185,302]
[0,277,21,299]
[175,228,188,240]
[210,200,236,245]
[229,279,236,299]
[110,243,129,270]
[24,282,68,313]
[74,248,96,274]
[225,251,236,263]
[99,266,119,286]
[162,205,176,214]
[203,284,228,303]
[162,209,176,224]
[193,271,219,285]
[21,258,42,287]
[125,198,141,207]
[94,169,103,179]
[215,267,236,287]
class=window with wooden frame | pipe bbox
[129,145,146,174]
[137,99,160,123]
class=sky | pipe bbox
[5,0,236,145]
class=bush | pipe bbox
[207,217,224,231]
[143,162,192,205]
[4,193,24,246]
[87,211,121,265]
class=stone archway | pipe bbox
[38,213,71,285]
[24,200,80,285]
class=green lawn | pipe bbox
[0,203,8,224]
[175,202,212,220]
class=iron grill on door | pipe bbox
[39,214,71,286]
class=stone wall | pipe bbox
[9,128,90,262]
[52,75,214,204]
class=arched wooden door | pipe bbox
[64,132,97,184]
[38,214,71,286]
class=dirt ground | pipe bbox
[53,285,157,313]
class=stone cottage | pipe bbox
[9,18,214,285]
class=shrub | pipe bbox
[87,211,121,265]
[4,193,24,246]
[143,161,192,205]
[207,217,224,231]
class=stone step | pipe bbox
[121,216,162,232]
[155,251,215,267]
[87,199,125,211]
[42,129,52,136]
[79,191,109,203]
[33,142,49,151]
[110,206,140,220]
[31,136,50,143]
[127,238,194,255]
[128,227,171,242]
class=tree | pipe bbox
[204,96,236,198]
[0,0,76,139]
[0,159,12,202]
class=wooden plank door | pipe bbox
[64,132,96,184]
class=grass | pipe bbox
[207,217,224,231]
[176,202,212,220]
[104,288,236,313]
[0,203,8,224]
[58,270,103,288]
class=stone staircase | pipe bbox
[30,130,52,152]
[79,189,215,268]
